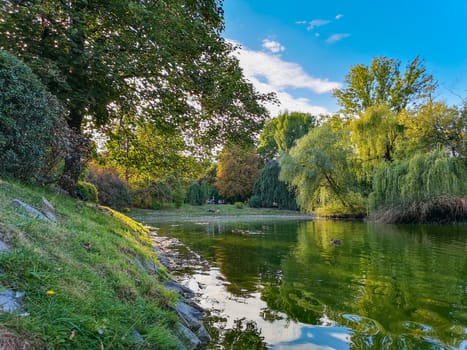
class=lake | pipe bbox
[140,217,467,349]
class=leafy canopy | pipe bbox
[216,144,260,202]
[333,56,435,115]
[258,111,317,161]
[0,50,68,181]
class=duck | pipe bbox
[330,238,343,245]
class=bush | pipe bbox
[131,181,172,209]
[0,51,69,181]
[86,164,131,211]
[186,181,203,205]
[248,195,262,208]
[172,183,185,209]
[76,181,98,203]
[234,201,245,209]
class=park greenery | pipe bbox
[1,42,466,223]
[1,5,466,222]
[0,1,466,348]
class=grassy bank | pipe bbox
[130,204,309,221]
[0,179,185,349]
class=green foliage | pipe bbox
[279,125,366,216]
[216,144,260,202]
[258,111,317,161]
[398,101,467,158]
[75,181,98,203]
[172,183,186,209]
[248,195,262,208]
[333,56,435,115]
[370,150,467,222]
[234,202,245,209]
[131,181,173,209]
[0,50,68,181]
[372,150,467,208]
[186,181,210,205]
[1,1,272,188]
[253,161,298,210]
[104,122,202,185]
[86,164,132,211]
[350,105,404,184]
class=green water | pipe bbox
[147,218,467,349]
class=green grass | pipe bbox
[0,179,182,349]
[130,203,305,219]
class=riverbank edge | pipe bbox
[0,179,208,349]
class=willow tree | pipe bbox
[349,105,404,183]
[0,0,271,193]
[279,125,366,216]
[370,150,467,223]
[252,160,298,210]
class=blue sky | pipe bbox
[222,0,467,116]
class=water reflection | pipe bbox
[147,218,467,349]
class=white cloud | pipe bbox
[315,33,320,38]
[335,14,344,20]
[229,40,341,116]
[235,45,340,93]
[295,20,308,25]
[262,39,285,54]
[307,19,331,30]
[326,33,351,43]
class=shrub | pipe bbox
[86,164,131,211]
[172,184,185,209]
[131,181,172,209]
[0,51,69,181]
[248,195,262,208]
[186,181,203,205]
[76,181,98,203]
[234,201,245,209]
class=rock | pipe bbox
[173,301,203,331]
[164,280,195,299]
[42,197,58,222]
[175,323,201,350]
[11,199,51,222]
[41,197,55,213]
[196,324,211,345]
[0,240,10,253]
[129,329,144,344]
[143,260,160,275]
[0,289,24,313]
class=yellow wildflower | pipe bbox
[46,290,56,296]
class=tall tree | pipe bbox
[349,105,404,182]
[216,144,260,202]
[252,160,298,210]
[0,0,271,192]
[279,125,366,216]
[398,101,467,158]
[104,120,201,184]
[258,111,317,161]
[333,56,436,115]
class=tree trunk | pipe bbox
[59,110,89,196]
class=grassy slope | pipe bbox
[0,179,182,349]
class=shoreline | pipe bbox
[131,212,314,223]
